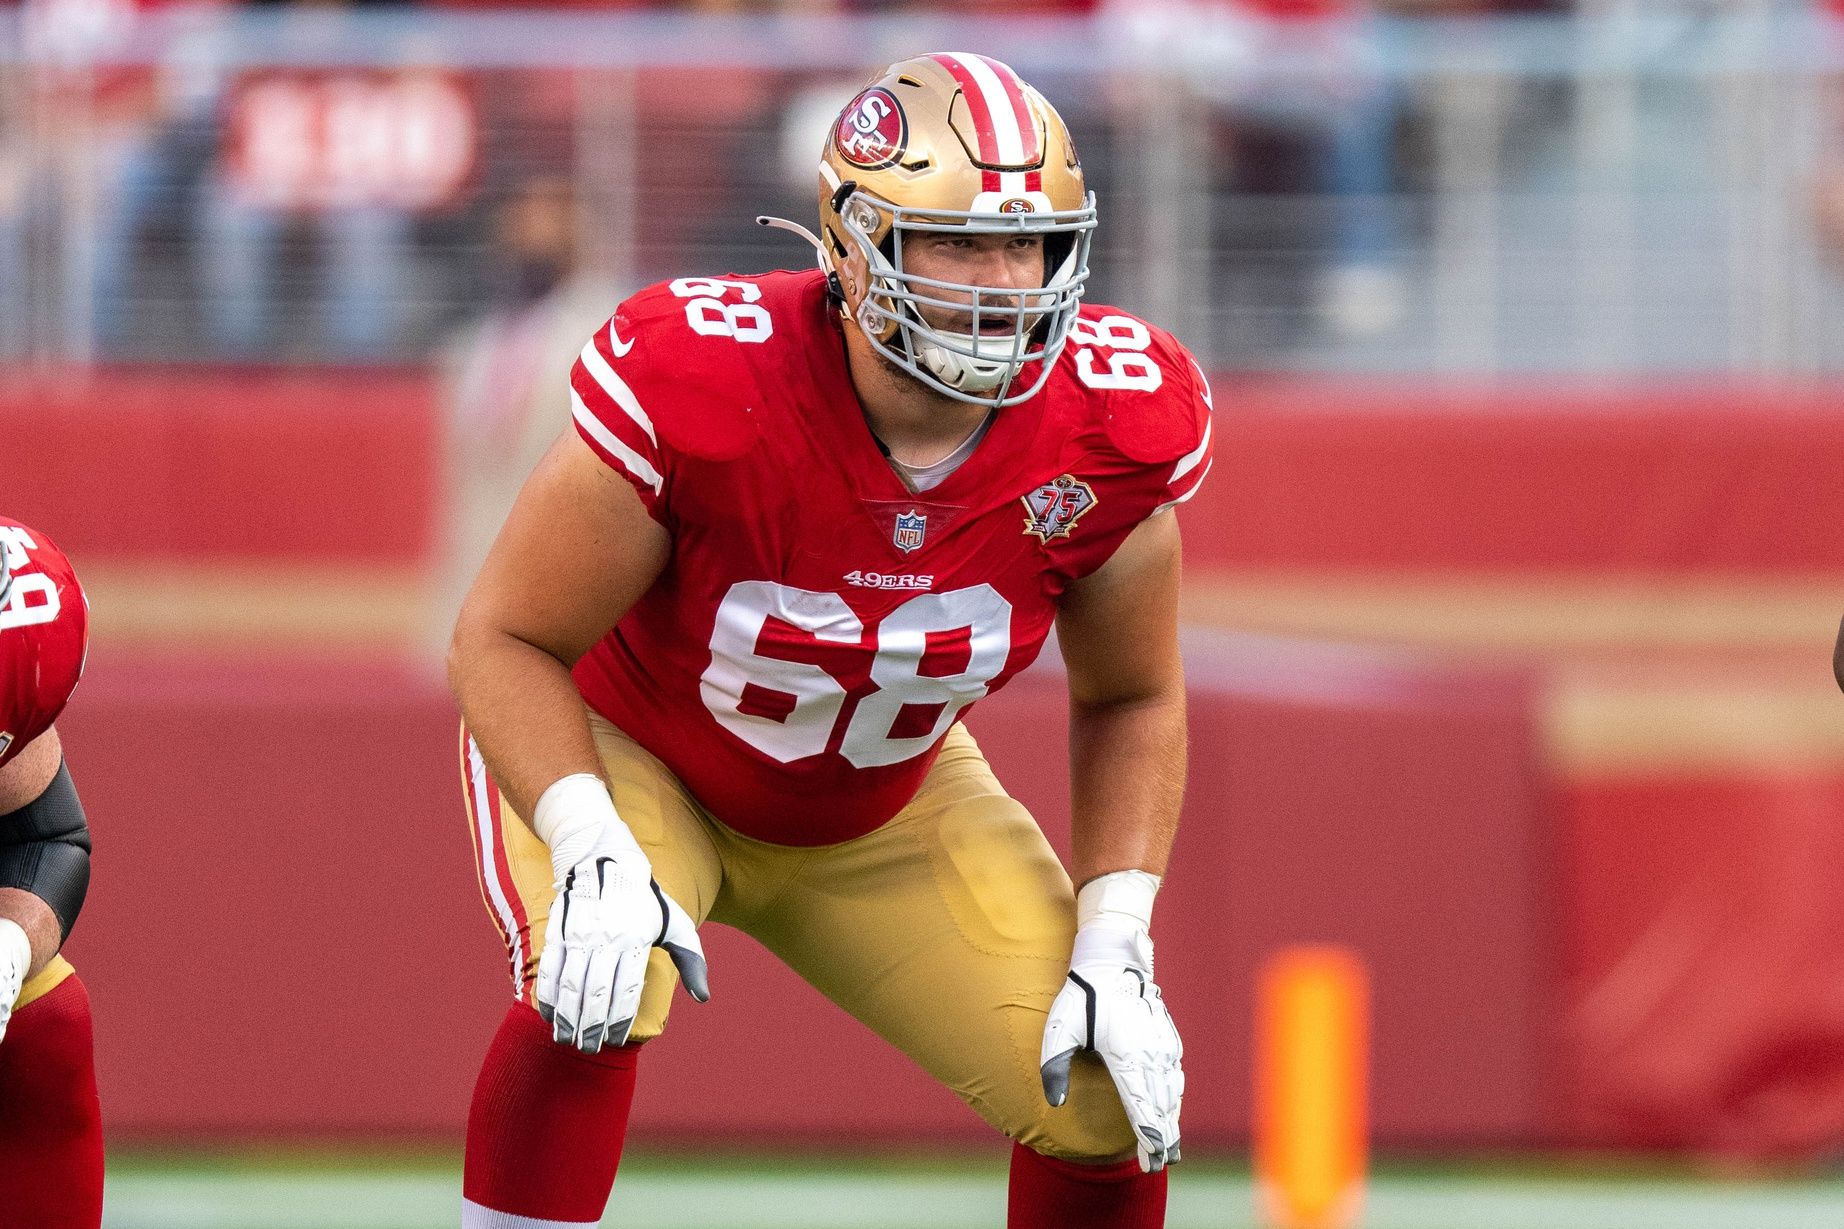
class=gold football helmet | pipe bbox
[763,53,1096,407]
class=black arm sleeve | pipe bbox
[0,760,91,940]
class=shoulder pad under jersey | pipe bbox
[1063,310,1208,462]
[1059,307,1215,510]
[575,275,805,468]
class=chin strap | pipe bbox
[755,214,825,255]
[756,215,845,304]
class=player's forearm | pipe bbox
[449,624,605,823]
[1067,685,1187,886]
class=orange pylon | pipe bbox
[1254,946,1370,1229]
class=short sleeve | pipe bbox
[1153,354,1214,515]
[569,311,669,518]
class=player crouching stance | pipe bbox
[452,53,1207,1228]
[0,520,104,1229]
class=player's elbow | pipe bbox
[0,759,91,943]
[446,599,495,705]
[1834,617,1844,693]
[447,600,582,711]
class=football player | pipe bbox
[452,53,1208,1229]
[0,517,104,1229]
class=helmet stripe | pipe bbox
[932,52,1037,168]
[931,53,999,162]
[970,54,1041,162]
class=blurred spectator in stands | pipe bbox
[1116,0,1418,342]
[195,0,423,360]
[0,23,27,357]
[426,174,618,665]
[1817,0,1844,268]
[7,0,228,358]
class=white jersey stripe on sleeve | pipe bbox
[946,52,1028,165]
[572,389,664,495]
[1154,457,1214,515]
[1170,416,1213,486]
[578,339,658,447]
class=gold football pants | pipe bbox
[462,713,1136,1162]
[12,954,74,1014]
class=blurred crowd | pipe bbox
[0,0,1839,373]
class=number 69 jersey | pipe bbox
[568,269,1212,846]
[0,518,90,770]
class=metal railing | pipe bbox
[1,6,1839,374]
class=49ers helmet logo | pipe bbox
[835,87,907,171]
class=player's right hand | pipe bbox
[530,774,709,1053]
[0,917,30,1046]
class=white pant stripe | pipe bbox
[467,736,526,997]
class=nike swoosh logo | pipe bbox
[608,324,637,358]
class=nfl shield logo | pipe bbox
[893,509,928,553]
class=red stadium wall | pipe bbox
[1558,774,1844,1158]
[10,367,1844,1155]
[1177,378,1844,572]
[0,367,437,564]
[8,371,1843,571]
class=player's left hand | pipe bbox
[1039,917,1185,1173]
[0,917,30,1047]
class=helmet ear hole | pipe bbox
[1043,232,1074,275]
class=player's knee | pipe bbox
[1008,1060,1138,1164]
[523,950,676,1046]
[623,947,679,1044]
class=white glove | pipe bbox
[532,775,709,1053]
[0,917,30,1047]
[1040,870,1185,1172]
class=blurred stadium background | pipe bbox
[4,0,1844,1224]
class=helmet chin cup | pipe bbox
[917,330,1022,393]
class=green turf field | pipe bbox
[99,1151,1844,1228]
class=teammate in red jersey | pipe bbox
[452,53,1208,1229]
[0,518,104,1229]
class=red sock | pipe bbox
[1008,1142,1167,1229]
[463,1001,639,1225]
[0,974,105,1229]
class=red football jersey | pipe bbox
[0,518,90,771]
[568,269,1213,845]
